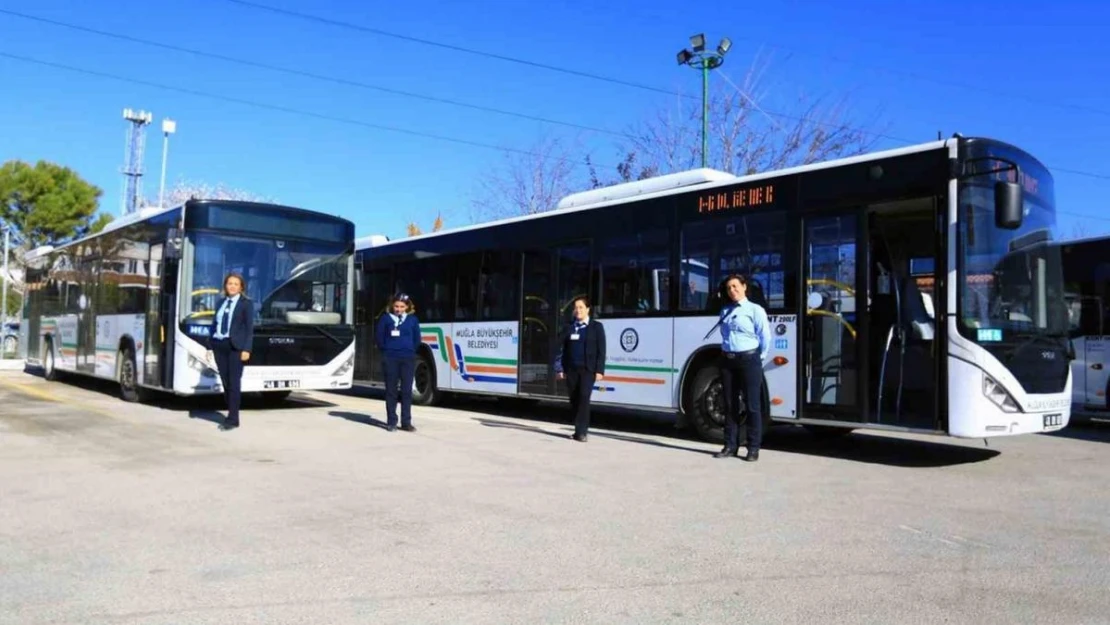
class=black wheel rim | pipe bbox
[414,361,430,396]
[705,379,726,428]
[121,357,135,390]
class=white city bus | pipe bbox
[1058,235,1110,422]
[19,199,356,402]
[352,135,1072,442]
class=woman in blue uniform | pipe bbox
[715,274,772,461]
[555,296,606,442]
[376,293,421,432]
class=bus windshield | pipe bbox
[959,186,1068,338]
[185,231,351,326]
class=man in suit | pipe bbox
[208,272,254,431]
[555,296,606,442]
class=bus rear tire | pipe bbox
[687,365,772,445]
[412,353,439,406]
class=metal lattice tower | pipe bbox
[121,108,153,215]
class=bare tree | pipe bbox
[468,134,586,223]
[471,53,885,218]
[144,177,273,208]
[618,51,884,177]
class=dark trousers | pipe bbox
[720,351,764,452]
[565,366,595,437]
[212,339,244,425]
[383,356,415,427]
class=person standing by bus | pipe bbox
[209,272,254,432]
[376,293,421,432]
[714,274,771,461]
[555,296,606,442]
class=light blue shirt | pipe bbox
[213,295,240,340]
[719,299,772,361]
[388,313,407,327]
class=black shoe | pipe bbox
[714,447,738,458]
[386,424,397,432]
[741,449,759,462]
[219,421,239,431]
[401,424,416,432]
[572,433,587,442]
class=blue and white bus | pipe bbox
[352,136,1072,443]
[19,199,356,402]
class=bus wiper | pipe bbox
[311,325,342,345]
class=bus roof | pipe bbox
[355,137,952,251]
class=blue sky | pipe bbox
[1,0,1108,241]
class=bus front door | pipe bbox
[800,212,867,423]
[519,242,592,397]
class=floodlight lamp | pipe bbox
[690,33,705,52]
[677,49,693,65]
[718,37,732,55]
[162,119,176,134]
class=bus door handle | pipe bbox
[1092,363,1103,370]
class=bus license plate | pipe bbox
[1043,413,1062,428]
[264,380,301,390]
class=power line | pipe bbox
[0,8,628,140]
[222,0,686,99]
[218,1,1110,183]
[724,37,1110,119]
[0,51,613,170]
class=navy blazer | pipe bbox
[555,319,606,375]
[213,295,255,352]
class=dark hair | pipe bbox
[223,272,247,296]
[724,274,748,287]
[571,295,591,308]
[390,292,413,313]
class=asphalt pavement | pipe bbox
[1,369,1107,625]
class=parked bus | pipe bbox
[352,135,1072,442]
[1058,235,1110,421]
[19,199,356,402]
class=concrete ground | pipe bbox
[0,368,1107,625]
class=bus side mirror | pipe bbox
[994,181,1023,230]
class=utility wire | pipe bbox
[3,50,1108,225]
[725,36,1110,119]
[218,0,1110,183]
[223,0,685,99]
[0,8,629,140]
[0,51,613,171]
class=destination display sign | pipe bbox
[695,183,777,214]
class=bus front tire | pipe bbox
[43,341,58,381]
[118,346,148,403]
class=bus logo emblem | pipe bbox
[620,328,639,353]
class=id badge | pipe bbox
[570,333,580,341]
[391,329,401,337]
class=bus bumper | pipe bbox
[947,357,1071,438]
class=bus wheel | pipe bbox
[688,366,727,444]
[118,347,146,403]
[411,354,440,406]
[688,366,773,444]
[43,341,58,381]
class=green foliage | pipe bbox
[0,160,106,249]
[3,288,21,318]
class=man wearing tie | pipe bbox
[208,272,254,431]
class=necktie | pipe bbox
[220,301,231,335]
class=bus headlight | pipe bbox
[187,353,217,378]
[982,373,1019,413]
[332,353,354,377]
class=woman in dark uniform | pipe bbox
[555,296,606,442]
[209,272,254,431]
[376,293,421,432]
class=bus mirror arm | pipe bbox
[959,156,1023,231]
